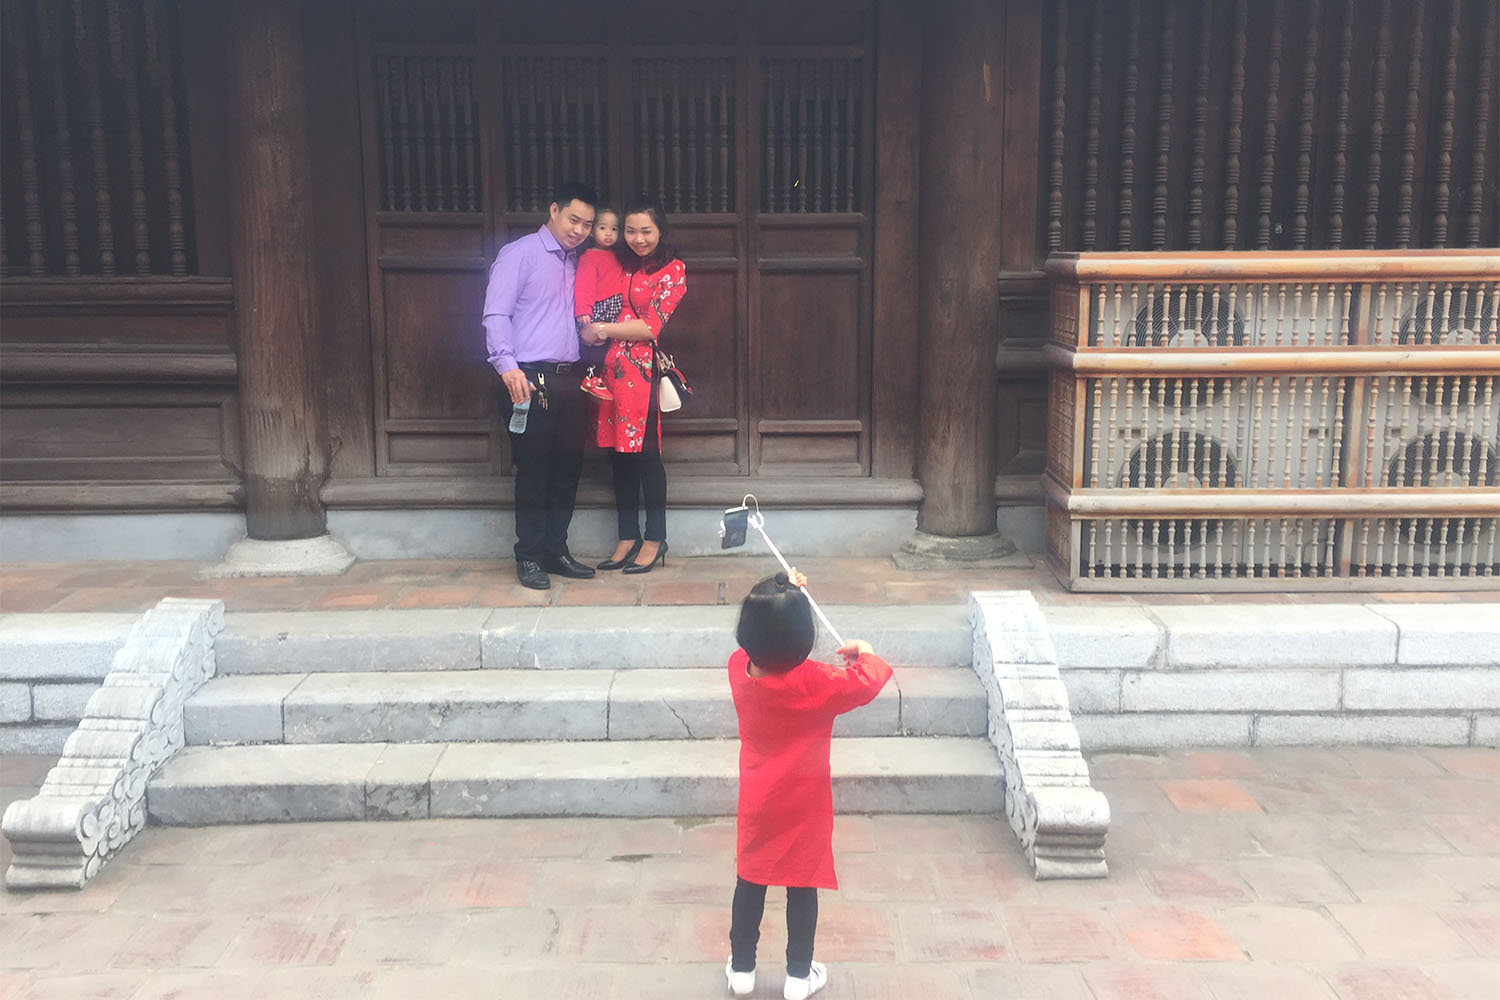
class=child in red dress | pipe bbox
[573,206,623,398]
[725,569,893,1000]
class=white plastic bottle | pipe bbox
[508,398,530,434]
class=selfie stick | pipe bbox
[738,495,845,648]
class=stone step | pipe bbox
[213,606,972,675]
[183,667,988,745]
[146,736,1004,823]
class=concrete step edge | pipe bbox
[146,736,1005,822]
[183,668,989,745]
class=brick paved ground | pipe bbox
[2,555,1495,613]
[2,746,1497,999]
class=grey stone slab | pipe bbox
[1059,669,1122,714]
[0,613,136,680]
[605,667,906,740]
[523,606,740,670]
[1344,667,1500,711]
[184,674,307,745]
[829,737,1004,813]
[1074,712,1254,750]
[1042,606,1162,669]
[896,668,987,736]
[0,681,29,722]
[0,723,73,755]
[1254,713,1472,746]
[1151,604,1397,668]
[365,743,445,820]
[283,670,612,743]
[147,743,386,824]
[824,606,973,668]
[479,608,547,670]
[606,669,741,740]
[1368,604,1500,666]
[216,610,490,674]
[1474,715,1500,746]
[0,512,245,561]
[29,682,99,722]
[1122,669,1342,712]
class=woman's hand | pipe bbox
[838,639,875,663]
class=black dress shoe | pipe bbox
[544,553,596,579]
[596,539,643,571]
[622,540,668,575]
[516,559,551,590]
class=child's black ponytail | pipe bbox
[736,574,815,673]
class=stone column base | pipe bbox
[892,530,1029,570]
[197,535,356,579]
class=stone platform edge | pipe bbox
[969,591,1110,881]
[1,599,223,889]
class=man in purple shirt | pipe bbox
[484,181,598,589]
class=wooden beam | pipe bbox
[1044,344,1500,375]
[1045,249,1500,281]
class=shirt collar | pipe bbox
[536,224,569,258]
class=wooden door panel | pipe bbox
[758,270,861,419]
[381,269,492,422]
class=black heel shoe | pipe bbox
[597,539,643,571]
[622,541,668,575]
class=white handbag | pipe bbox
[658,374,683,412]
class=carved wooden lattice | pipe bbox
[633,58,736,214]
[1043,0,1500,254]
[372,50,482,213]
[497,55,607,213]
[759,56,863,213]
[0,0,194,276]
[1046,252,1500,590]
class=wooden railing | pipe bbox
[1045,250,1500,590]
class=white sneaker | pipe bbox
[783,961,827,1000]
[725,957,755,996]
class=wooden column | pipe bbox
[915,0,1007,536]
[226,0,327,539]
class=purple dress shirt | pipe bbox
[483,225,580,375]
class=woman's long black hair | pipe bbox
[613,196,676,275]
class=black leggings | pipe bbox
[609,396,666,541]
[729,877,818,978]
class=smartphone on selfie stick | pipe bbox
[719,494,846,648]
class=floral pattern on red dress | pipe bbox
[595,258,687,453]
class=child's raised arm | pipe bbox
[822,639,892,714]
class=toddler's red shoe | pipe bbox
[580,369,612,402]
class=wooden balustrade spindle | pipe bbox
[143,0,185,272]
[462,60,478,211]
[795,61,810,212]
[37,1,80,275]
[1151,0,1174,250]
[415,58,429,211]
[1117,0,1140,249]
[1049,0,1067,251]
[812,60,826,212]
[440,60,457,210]
[1089,378,1102,488]
[74,0,114,274]
[1330,0,1353,247]
[7,7,46,274]
[718,61,730,211]
[1467,2,1495,247]
[1256,0,1284,250]
[105,0,149,272]
[1396,0,1425,247]
[671,61,684,212]
[1188,1,1211,250]
[844,60,857,211]
[687,62,700,212]
[378,57,395,210]
[538,61,554,215]
[1432,0,1461,246]
[1223,0,1248,248]
[398,57,414,210]
[1365,0,1393,247]
[779,62,793,212]
[1083,1,1103,249]
[588,61,602,203]
[655,62,667,206]
[1294,0,1320,250]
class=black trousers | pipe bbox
[609,393,667,542]
[729,877,817,978]
[500,367,588,563]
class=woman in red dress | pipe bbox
[580,198,687,573]
[725,569,893,1000]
